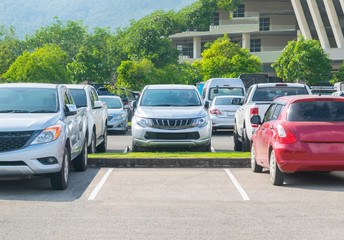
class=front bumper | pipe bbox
[274,141,344,172]
[107,117,127,131]
[0,137,64,176]
[132,121,212,148]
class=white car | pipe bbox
[209,95,243,130]
[233,83,312,152]
[131,84,212,152]
[99,96,128,134]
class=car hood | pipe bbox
[0,113,60,131]
[136,106,206,119]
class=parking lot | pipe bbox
[1,131,344,239]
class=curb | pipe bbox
[88,158,250,168]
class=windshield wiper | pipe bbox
[31,110,56,113]
[0,110,30,113]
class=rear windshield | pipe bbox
[288,101,344,121]
[100,97,122,109]
[209,87,244,100]
[214,97,241,105]
[252,87,308,101]
[141,89,201,106]
[69,89,87,108]
[0,88,59,113]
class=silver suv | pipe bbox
[131,85,212,152]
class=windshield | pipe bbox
[0,88,59,113]
[288,101,344,121]
[141,89,201,106]
[209,87,244,100]
[252,87,308,101]
[100,97,122,109]
[69,89,87,108]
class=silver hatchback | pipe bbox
[131,85,212,152]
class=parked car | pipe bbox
[233,83,312,152]
[209,95,244,131]
[97,86,136,121]
[250,95,344,185]
[0,83,88,190]
[201,78,246,106]
[332,91,344,97]
[67,85,108,153]
[99,96,128,133]
[131,84,212,152]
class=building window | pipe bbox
[211,12,220,25]
[231,40,242,47]
[177,43,193,58]
[233,4,245,18]
[250,39,261,52]
[260,18,270,31]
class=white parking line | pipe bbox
[88,169,113,201]
[224,169,250,201]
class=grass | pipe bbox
[88,152,250,158]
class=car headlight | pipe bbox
[193,117,208,128]
[115,113,126,120]
[31,125,62,145]
[136,116,152,128]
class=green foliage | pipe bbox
[195,34,261,80]
[331,65,344,84]
[67,27,114,83]
[24,18,88,62]
[3,44,70,83]
[272,36,332,85]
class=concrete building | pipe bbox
[169,0,344,74]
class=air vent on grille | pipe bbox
[0,131,34,153]
[145,132,200,140]
[151,119,194,129]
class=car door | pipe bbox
[90,88,103,138]
[63,90,79,158]
[236,86,253,137]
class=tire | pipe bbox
[88,131,96,154]
[233,124,242,151]
[50,146,70,190]
[269,149,284,185]
[96,125,107,153]
[132,140,145,152]
[242,127,251,152]
[74,138,88,171]
[251,142,262,173]
[193,141,212,152]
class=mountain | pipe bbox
[0,0,197,38]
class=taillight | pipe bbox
[210,109,221,115]
[276,124,297,144]
[250,107,259,127]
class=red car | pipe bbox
[250,95,344,185]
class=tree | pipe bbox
[67,27,114,84]
[272,36,332,85]
[195,34,261,80]
[3,44,69,83]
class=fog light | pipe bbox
[37,157,58,165]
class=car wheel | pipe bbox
[242,127,251,152]
[50,146,70,190]
[74,138,88,171]
[269,149,284,185]
[233,124,242,151]
[251,143,262,173]
[88,131,96,154]
[96,125,107,153]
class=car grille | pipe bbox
[151,118,195,129]
[145,132,200,140]
[0,131,34,153]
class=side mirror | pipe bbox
[93,100,103,109]
[204,101,210,109]
[131,100,137,109]
[232,98,243,105]
[250,115,262,125]
[65,104,77,116]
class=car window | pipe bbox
[271,104,283,121]
[244,86,253,104]
[99,97,122,109]
[69,89,87,108]
[91,89,99,101]
[127,91,135,101]
[141,89,201,106]
[252,87,308,101]
[66,90,75,105]
[263,104,276,122]
[209,87,244,100]
[89,90,95,108]
[288,100,344,121]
